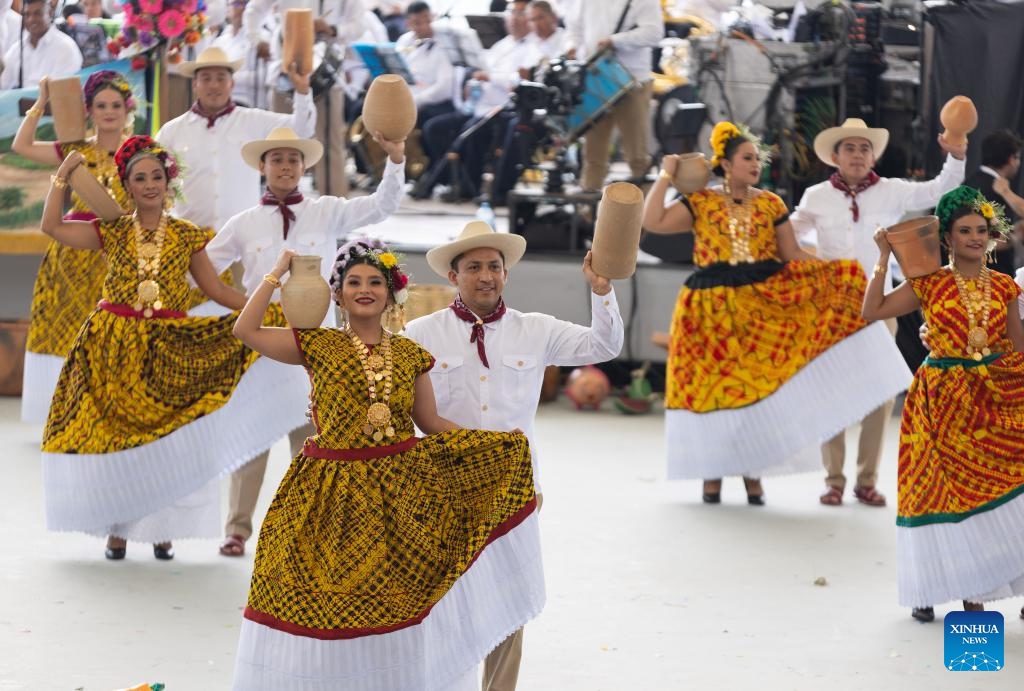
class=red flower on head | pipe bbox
[130,55,148,71]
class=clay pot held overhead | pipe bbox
[48,76,87,143]
[939,96,978,147]
[591,181,645,280]
[282,9,315,75]
[361,75,417,143]
[281,255,331,328]
[885,215,941,279]
[671,152,711,194]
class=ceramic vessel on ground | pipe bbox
[591,181,644,280]
[49,76,87,143]
[361,75,417,142]
[885,215,941,279]
[939,96,978,147]
[281,255,331,328]
[564,365,611,410]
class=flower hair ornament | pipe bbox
[329,237,411,306]
[935,185,1013,249]
[83,70,136,112]
[709,120,772,169]
[115,135,180,183]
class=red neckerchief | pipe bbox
[448,295,506,368]
[190,101,236,128]
[828,170,880,222]
[260,189,303,239]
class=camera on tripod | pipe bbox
[512,57,585,129]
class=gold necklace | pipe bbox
[949,263,992,361]
[347,327,395,442]
[725,189,756,265]
[133,212,168,317]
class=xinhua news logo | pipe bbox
[944,611,1004,672]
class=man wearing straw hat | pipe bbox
[206,125,406,557]
[156,45,316,233]
[404,222,623,690]
[789,117,966,508]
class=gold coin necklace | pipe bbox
[347,328,395,442]
[133,212,168,317]
[950,263,992,361]
[725,188,756,265]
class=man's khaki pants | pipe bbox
[580,81,653,191]
[224,424,312,539]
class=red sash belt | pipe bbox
[302,436,420,460]
[98,299,187,319]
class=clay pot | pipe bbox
[591,181,644,280]
[564,365,611,410]
[69,166,124,221]
[671,153,711,194]
[362,75,417,142]
[939,96,978,147]
[885,215,941,279]
[281,255,331,328]
[282,8,315,75]
[49,76,86,143]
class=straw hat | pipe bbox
[177,47,244,78]
[241,127,324,169]
[426,221,527,278]
[813,118,889,167]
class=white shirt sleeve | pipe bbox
[890,154,966,211]
[326,157,405,236]
[243,0,273,45]
[611,0,664,48]
[204,218,242,274]
[285,88,317,137]
[543,288,624,365]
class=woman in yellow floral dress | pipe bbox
[14,71,136,423]
[39,136,310,560]
[865,186,1024,622]
[643,121,911,503]
[230,240,542,690]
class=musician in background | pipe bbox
[526,0,564,59]
[212,0,267,107]
[396,1,455,128]
[0,0,81,90]
[564,0,662,191]
[245,0,365,196]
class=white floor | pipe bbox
[1,395,1022,690]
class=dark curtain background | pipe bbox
[923,1,1024,186]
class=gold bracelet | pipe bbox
[873,263,887,277]
[50,174,67,190]
[26,106,44,118]
[658,168,673,181]
[263,273,282,288]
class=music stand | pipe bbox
[433,25,486,70]
[465,14,507,49]
[352,43,415,84]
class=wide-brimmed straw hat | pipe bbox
[177,47,244,78]
[241,127,324,169]
[813,118,889,166]
[426,221,527,278]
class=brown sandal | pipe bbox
[219,534,246,557]
[853,485,887,507]
[819,486,843,506]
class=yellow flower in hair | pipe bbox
[979,202,995,219]
[379,252,398,269]
[710,121,741,159]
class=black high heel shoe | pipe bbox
[105,537,126,560]
[743,477,765,506]
[911,607,935,622]
[962,600,984,612]
[702,479,722,504]
[153,542,175,560]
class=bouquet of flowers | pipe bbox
[109,0,207,65]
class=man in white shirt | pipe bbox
[564,0,662,191]
[0,0,82,90]
[396,1,455,127]
[211,0,265,106]
[404,222,623,691]
[156,46,316,232]
[789,118,965,508]
[206,126,406,556]
[246,0,365,197]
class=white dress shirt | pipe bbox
[471,34,536,117]
[404,289,624,489]
[565,0,663,82]
[156,93,317,230]
[526,26,568,63]
[243,0,366,47]
[789,155,965,282]
[205,157,405,326]
[395,31,454,107]
[0,26,83,90]
[0,8,21,57]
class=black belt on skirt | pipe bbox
[684,260,786,289]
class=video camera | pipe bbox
[511,57,586,133]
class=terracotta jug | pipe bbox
[282,9,314,75]
[69,166,124,221]
[939,96,978,147]
[49,76,86,143]
[671,153,711,194]
[362,75,417,142]
[564,365,610,410]
[281,255,331,328]
[591,181,644,280]
[885,215,941,279]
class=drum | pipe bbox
[348,116,428,182]
[566,51,639,142]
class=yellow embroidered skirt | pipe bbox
[233,431,545,690]
[896,353,1024,607]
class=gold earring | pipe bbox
[723,171,732,197]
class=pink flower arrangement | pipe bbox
[116,0,207,58]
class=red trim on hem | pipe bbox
[302,436,420,460]
[64,210,98,222]
[242,497,538,640]
[91,218,103,248]
[98,300,187,319]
